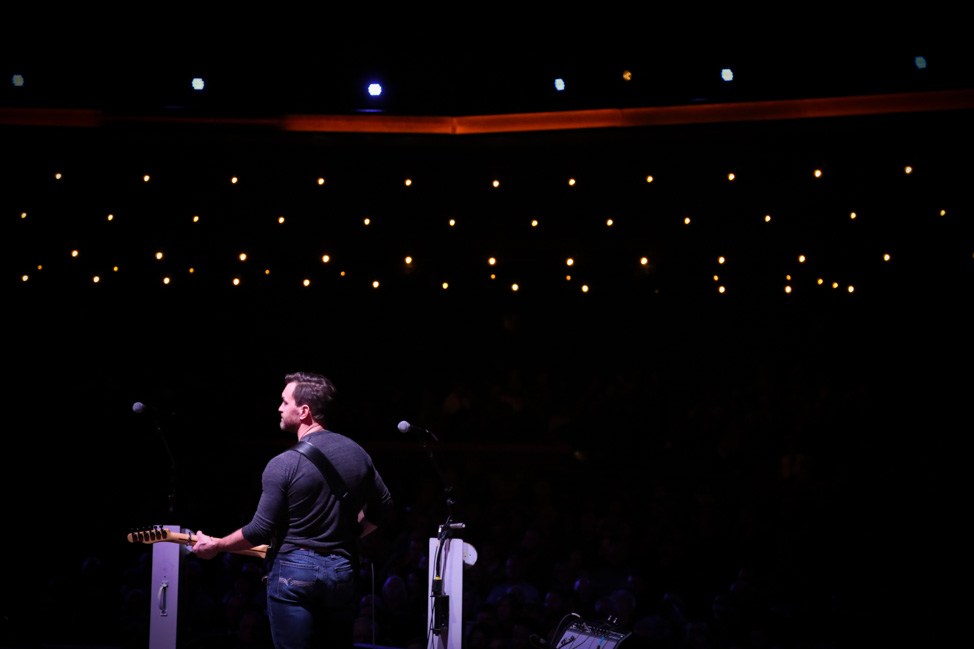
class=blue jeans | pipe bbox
[266,548,357,649]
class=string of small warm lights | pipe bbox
[7,149,963,303]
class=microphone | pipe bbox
[397,420,438,441]
[443,522,465,530]
[132,401,174,418]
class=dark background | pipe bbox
[1,19,970,648]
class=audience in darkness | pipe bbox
[0,336,911,649]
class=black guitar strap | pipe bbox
[290,440,356,528]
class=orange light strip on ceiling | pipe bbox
[1,89,973,133]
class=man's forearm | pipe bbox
[193,527,256,559]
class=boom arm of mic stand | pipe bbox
[420,437,457,513]
[151,419,179,517]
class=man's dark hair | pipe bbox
[285,371,336,422]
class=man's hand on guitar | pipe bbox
[191,530,220,560]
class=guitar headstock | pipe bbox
[127,525,184,545]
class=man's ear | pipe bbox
[299,403,312,420]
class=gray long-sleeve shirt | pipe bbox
[241,429,393,559]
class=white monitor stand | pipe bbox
[148,524,182,649]
[427,528,477,649]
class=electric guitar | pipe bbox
[127,525,269,559]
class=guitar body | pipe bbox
[127,525,268,559]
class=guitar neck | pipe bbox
[127,528,268,559]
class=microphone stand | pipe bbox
[133,401,180,520]
[156,419,178,518]
[147,414,178,519]
[409,425,461,637]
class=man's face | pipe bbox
[279,382,303,432]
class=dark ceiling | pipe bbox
[2,18,971,118]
